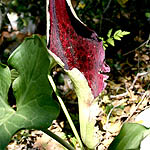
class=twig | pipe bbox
[129,72,149,90]
[123,34,150,56]
[105,99,127,138]
[124,91,150,123]
[99,0,112,33]
[110,72,149,99]
[103,18,117,25]
[105,104,119,129]
[110,92,128,99]
[103,0,112,14]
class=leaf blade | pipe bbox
[0,35,59,149]
[108,123,149,150]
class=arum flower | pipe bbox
[48,0,110,149]
[48,0,110,98]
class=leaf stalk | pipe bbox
[48,75,84,150]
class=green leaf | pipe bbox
[103,43,108,50]
[0,35,59,149]
[114,30,122,37]
[114,30,130,38]
[107,38,115,46]
[114,35,121,40]
[0,64,16,149]
[113,30,130,41]
[108,123,150,150]
[145,12,150,18]
[10,69,19,82]
[107,29,113,38]
[121,31,130,35]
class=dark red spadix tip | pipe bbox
[48,0,110,98]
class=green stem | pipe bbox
[48,75,84,150]
[42,129,75,150]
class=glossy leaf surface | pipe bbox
[108,123,150,150]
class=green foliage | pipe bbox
[108,123,150,150]
[105,104,113,115]
[0,0,149,148]
[0,33,149,149]
[0,35,59,149]
[145,12,150,18]
[100,29,130,50]
[0,0,45,33]
[74,0,150,57]
[117,0,129,7]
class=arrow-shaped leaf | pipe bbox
[0,35,59,149]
